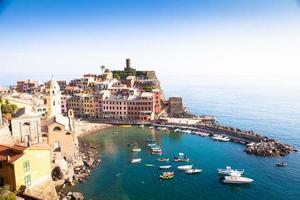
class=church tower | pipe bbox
[45,80,62,117]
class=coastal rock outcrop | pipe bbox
[245,141,296,157]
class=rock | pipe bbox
[71,191,84,200]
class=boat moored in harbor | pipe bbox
[185,169,202,174]
[212,134,230,142]
[276,162,288,167]
[217,166,244,176]
[131,148,141,152]
[220,172,254,184]
[159,165,172,169]
[174,153,190,162]
[158,158,169,162]
[177,165,193,170]
[131,158,141,163]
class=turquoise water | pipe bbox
[73,86,300,200]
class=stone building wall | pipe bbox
[11,117,41,144]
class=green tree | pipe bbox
[0,185,16,200]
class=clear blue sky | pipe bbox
[1,0,300,87]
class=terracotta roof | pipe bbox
[0,144,27,164]
[65,86,79,91]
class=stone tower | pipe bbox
[45,80,62,117]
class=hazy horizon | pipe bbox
[1,0,300,88]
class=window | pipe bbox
[23,160,30,172]
[24,175,31,186]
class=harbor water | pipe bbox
[72,86,300,200]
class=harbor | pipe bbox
[87,117,297,157]
[68,125,300,200]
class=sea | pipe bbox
[69,85,300,200]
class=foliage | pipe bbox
[51,166,64,181]
[0,185,16,200]
[142,85,155,92]
[0,98,17,121]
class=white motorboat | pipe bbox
[150,146,161,151]
[131,148,141,152]
[131,158,141,163]
[148,126,155,129]
[159,165,172,169]
[193,131,210,137]
[212,134,230,142]
[173,153,190,162]
[182,130,192,134]
[177,165,193,170]
[174,128,181,132]
[185,169,202,174]
[139,124,144,128]
[221,172,254,184]
[217,166,244,176]
[147,143,157,147]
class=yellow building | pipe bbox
[0,144,51,191]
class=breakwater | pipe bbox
[86,118,296,157]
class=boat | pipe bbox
[177,165,193,170]
[217,166,244,176]
[145,164,154,167]
[131,158,141,163]
[131,148,141,152]
[162,171,174,176]
[157,158,169,162]
[220,172,254,184]
[193,131,210,137]
[139,124,144,128]
[173,153,190,162]
[147,143,157,147]
[182,130,192,134]
[150,146,161,151]
[211,134,230,142]
[146,139,156,143]
[276,162,288,167]
[174,128,181,132]
[186,169,202,174]
[121,125,131,128]
[160,173,175,180]
[148,126,155,129]
[159,165,172,169]
[128,143,137,147]
[151,149,162,155]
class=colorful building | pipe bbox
[0,145,51,191]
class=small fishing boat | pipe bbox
[160,173,174,180]
[159,165,172,169]
[193,131,210,137]
[150,146,161,151]
[173,153,190,162]
[276,162,288,167]
[174,128,181,132]
[186,169,202,174]
[131,158,141,163]
[128,143,137,147]
[220,172,254,184]
[212,134,230,142]
[158,158,169,162]
[151,149,162,155]
[177,165,193,170]
[145,164,154,167]
[147,143,157,147]
[131,148,141,152]
[146,139,156,143]
[217,166,244,176]
[162,171,174,176]
[121,125,131,128]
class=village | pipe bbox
[0,59,296,200]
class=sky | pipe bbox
[0,0,300,88]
